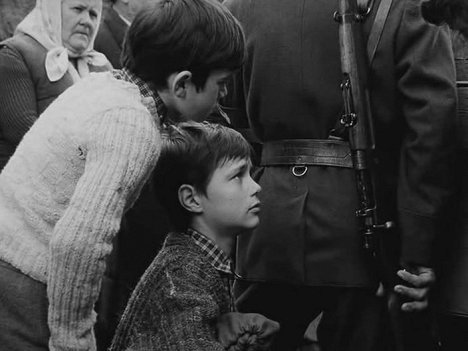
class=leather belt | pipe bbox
[260,139,353,169]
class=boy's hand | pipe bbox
[217,312,280,350]
[393,266,435,312]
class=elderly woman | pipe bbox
[0,0,111,170]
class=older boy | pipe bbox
[0,1,245,350]
[110,122,279,351]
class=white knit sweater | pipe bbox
[0,72,161,351]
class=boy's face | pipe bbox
[197,157,261,237]
[170,69,231,122]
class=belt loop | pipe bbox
[292,165,308,177]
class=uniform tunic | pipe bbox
[225,0,457,287]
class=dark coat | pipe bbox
[0,34,72,170]
[94,6,128,69]
[438,31,468,316]
[224,0,457,287]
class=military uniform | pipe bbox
[224,0,456,350]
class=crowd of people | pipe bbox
[0,0,467,350]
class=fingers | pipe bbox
[394,284,428,302]
[393,267,436,313]
[400,299,429,312]
[396,268,435,288]
[217,312,247,347]
[244,313,280,336]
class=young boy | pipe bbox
[0,1,246,350]
[110,122,279,351]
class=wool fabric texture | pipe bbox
[0,34,74,170]
[0,71,161,351]
[110,231,235,351]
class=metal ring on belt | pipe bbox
[291,165,308,177]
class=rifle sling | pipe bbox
[367,0,393,65]
[259,0,393,169]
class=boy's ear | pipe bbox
[171,71,193,99]
[178,184,203,214]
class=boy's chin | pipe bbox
[237,222,260,236]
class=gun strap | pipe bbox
[367,0,393,64]
[330,0,393,139]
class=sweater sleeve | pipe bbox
[395,0,457,267]
[0,45,38,144]
[47,108,161,351]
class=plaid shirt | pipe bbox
[112,68,167,123]
[188,228,235,311]
[188,228,233,275]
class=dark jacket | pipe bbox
[0,33,74,170]
[94,6,128,69]
[225,0,457,287]
[438,30,468,316]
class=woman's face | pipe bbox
[61,0,102,55]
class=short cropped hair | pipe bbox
[122,0,245,90]
[154,122,252,231]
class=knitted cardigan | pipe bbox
[110,232,235,351]
[0,33,110,171]
[0,71,161,351]
[0,34,74,170]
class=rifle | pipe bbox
[334,0,393,259]
[334,0,404,351]
[334,1,438,350]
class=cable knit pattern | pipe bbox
[0,71,161,351]
[110,232,234,351]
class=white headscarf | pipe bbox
[15,0,110,82]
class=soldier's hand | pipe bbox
[393,266,435,312]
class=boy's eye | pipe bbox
[231,170,245,181]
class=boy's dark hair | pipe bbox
[154,121,252,231]
[422,0,468,34]
[122,0,245,90]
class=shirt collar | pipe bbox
[112,68,167,123]
[188,228,234,275]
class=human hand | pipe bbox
[393,266,435,312]
[217,312,280,350]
